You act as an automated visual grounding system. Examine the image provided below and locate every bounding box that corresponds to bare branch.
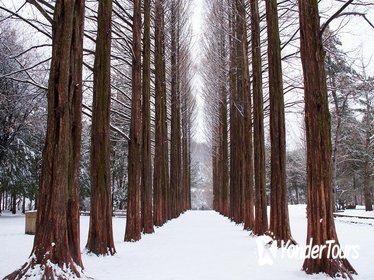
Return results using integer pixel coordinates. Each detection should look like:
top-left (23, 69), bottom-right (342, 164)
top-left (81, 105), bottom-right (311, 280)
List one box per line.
top-left (321, 0), bottom-right (354, 35)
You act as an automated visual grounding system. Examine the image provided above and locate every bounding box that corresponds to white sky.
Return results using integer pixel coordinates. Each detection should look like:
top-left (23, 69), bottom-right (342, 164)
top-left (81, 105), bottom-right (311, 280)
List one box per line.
top-left (190, 0), bottom-right (207, 143)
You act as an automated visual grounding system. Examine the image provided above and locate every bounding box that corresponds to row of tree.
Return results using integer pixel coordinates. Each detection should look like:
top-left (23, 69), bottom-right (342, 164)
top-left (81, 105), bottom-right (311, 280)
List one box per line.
top-left (1, 0), bottom-right (196, 279)
top-left (203, 0), bottom-right (372, 279)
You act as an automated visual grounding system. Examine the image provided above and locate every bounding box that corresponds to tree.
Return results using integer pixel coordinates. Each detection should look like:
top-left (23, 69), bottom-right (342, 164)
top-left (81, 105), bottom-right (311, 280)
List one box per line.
top-left (141, 0), bottom-right (154, 234)
top-left (265, 0), bottom-right (295, 245)
top-left (237, 0), bottom-right (254, 231)
top-left (86, 0), bottom-right (116, 255)
top-left (170, 0), bottom-right (182, 219)
top-left (324, 29), bottom-right (357, 209)
top-left (153, 0), bottom-right (169, 227)
top-left (298, 0), bottom-right (356, 277)
top-left (5, 0), bottom-right (85, 278)
top-left (251, 0), bottom-right (268, 236)
top-left (357, 75), bottom-right (374, 211)
top-left (228, 1), bottom-right (242, 224)
top-left (125, 0), bottom-right (142, 242)
top-left (0, 23), bottom-right (45, 216)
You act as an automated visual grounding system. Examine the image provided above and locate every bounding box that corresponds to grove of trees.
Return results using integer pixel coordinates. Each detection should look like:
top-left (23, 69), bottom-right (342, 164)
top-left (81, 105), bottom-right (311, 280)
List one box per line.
top-left (1, 0), bottom-right (195, 278)
top-left (0, 0), bottom-right (372, 279)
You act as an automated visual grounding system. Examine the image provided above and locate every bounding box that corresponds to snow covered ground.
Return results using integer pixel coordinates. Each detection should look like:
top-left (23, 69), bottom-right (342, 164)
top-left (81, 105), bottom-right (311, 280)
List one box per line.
top-left (0, 205), bottom-right (373, 280)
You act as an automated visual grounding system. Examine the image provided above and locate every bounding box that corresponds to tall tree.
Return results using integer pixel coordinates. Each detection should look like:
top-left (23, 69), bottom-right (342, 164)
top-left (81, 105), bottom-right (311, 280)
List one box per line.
top-left (229, 1), bottom-right (242, 224)
top-left (86, 0), bottom-right (116, 255)
top-left (4, 0), bottom-right (85, 278)
top-left (299, 0), bottom-right (357, 277)
top-left (153, 0), bottom-right (168, 226)
top-left (265, 0), bottom-right (295, 245)
top-left (251, 0), bottom-right (268, 236)
top-left (360, 85), bottom-right (373, 211)
top-left (237, 0), bottom-right (254, 231)
top-left (170, 0), bottom-right (182, 219)
top-left (125, 0), bottom-right (142, 241)
top-left (141, 0), bottom-right (154, 234)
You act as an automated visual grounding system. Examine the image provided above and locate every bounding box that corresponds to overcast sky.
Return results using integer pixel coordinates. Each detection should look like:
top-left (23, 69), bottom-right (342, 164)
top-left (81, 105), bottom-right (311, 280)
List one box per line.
top-left (190, 0), bottom-right (374, 147)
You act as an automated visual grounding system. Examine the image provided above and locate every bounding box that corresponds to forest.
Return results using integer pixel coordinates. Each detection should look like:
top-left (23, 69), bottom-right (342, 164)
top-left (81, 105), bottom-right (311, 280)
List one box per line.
top-left (0, 0), bottom-right (373, 279)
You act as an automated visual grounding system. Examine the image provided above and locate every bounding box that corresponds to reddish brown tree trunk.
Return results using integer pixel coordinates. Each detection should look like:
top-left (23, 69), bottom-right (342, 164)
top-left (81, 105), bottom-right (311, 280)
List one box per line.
top-left (153, 0), bottom-right (168, 226)
top-left (181, 87), bottom-right (192, 212)
top-left (67, 0), bottom-right (85, 265)
top-left (161, 5), bottom-right (170, 223)
top-left (229, 2), bottom-right (242, 223)
top-left (170, 0), bottom-right (181, 219)
top-left (86, 0), bottom-right (116, 254)
top-left (251, 0), bottom-right (268, 236)
top-left (219, 83), bottom-right (229, 217)
top-left (141, 0), bottom-right (154, 234)
top-left (299, 0), bottom-right (356, 277)
top-left (125, 0), bottom-right (142, 242)
top-left (5, 1), bottom-right (85, 278)
top-left (237, 0), bottom-right (254, 231)
top-left (265, 0), bottom-right (295, 245)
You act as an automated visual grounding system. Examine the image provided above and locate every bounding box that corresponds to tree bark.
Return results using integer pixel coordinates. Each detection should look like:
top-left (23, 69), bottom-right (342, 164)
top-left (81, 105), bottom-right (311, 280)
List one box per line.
top-left (153, 0), bottom-right (168, 226)
top-left (125, 0), bottom-right (142, 242)
top-left (11, 190), bottom-right (16, 214)
top-left (299, 0), bottom-right (357, 277)
top-left (141, 0), bottom-right (154, 234)
top-left (170, 0), bottom-right (182, 219)
top-left (265, 0), bottom-right (295, 245)
top-left (5, 1), bottom-right (85, 278)
top-left (251, 0), bottom-right (268, 236)
top-left (86, 0), bottom-right (116, 254)
top-left (363, 92), bottom-right (373, 212)
top-left (67, 0), bottom-right (85, 267)
top-left (237, 0), bottom-right (254, 231)
top-left (229, 2), bottom-right (242, 223)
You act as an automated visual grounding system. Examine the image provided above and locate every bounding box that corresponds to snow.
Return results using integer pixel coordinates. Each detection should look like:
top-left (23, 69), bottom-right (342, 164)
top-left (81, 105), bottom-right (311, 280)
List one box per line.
top-left (0, 205), bottom-right (373, 280)
top-left (339, 207), bottom-right (374, 218)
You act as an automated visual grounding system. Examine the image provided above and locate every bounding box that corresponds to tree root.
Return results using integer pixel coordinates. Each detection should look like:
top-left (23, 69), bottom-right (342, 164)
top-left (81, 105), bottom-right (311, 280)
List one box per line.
top-left (3, 255), bottom-right (84, 280)
top-left (303, 256), bottom-right (357, 280)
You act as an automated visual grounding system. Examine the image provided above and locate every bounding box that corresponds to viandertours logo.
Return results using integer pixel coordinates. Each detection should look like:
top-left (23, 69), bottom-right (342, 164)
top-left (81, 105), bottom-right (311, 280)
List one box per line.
top-left (256, 235), bottom-right (360, 266)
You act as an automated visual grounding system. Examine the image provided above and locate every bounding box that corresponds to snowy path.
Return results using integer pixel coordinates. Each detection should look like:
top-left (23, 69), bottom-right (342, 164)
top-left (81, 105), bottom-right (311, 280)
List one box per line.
top-left (1, 207), bottom-right (373, 280)
top-left (84, 211), bottom-right (263, 280)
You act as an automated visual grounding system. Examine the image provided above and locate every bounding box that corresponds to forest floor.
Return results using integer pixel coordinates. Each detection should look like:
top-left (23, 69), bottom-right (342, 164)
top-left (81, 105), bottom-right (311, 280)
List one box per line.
top-left (0, 205), bottom-right (373, 280)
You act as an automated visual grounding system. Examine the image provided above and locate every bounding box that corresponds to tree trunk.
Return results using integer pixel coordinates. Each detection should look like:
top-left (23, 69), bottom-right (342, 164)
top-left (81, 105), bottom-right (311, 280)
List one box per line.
top-left (218, 6), bottom-right (229, 215)
top-left (125, 0), bottom-right (142, 242)
top-left (161, 5), bottom-right (170, 223)
top-left (5, 1), bottom-right (85, 278)
top-left (181, 86), bottom-right (192, 212)
top-left (67, 0), bottom-right (85, 266)
top-left (87, 0), bottom-right (116, 254)
top-left (265, 0), bottom-right (295, 245)
top-left (153, 0), bottom-right (168, 227)
top-left (298, 0), bottom-right (356, 277)
top-left (363, 92), bottom-right (373, 211)
top-left (170, 0), bottom-right (181, 219)
top-left (11, 190), bottom-right (16, 214)
top-left (22, 195), bottom-right (25, 214)
top-left (141, 0), bottom-right (154, 234)
top-left (363, 160), bottom-right (372, 211)
top-left (5, 191), bottom-right (8, 211)
top-left (237, 0), bottom-right (254, 231)
top-left (229, 2), bottom-right (241, 223)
